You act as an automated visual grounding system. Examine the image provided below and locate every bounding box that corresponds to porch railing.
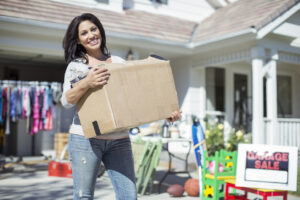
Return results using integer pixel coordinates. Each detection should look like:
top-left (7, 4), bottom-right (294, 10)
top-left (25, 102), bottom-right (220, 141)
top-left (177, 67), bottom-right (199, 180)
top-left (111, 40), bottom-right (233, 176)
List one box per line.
top-left (264, 118), bottom-right (300, 148)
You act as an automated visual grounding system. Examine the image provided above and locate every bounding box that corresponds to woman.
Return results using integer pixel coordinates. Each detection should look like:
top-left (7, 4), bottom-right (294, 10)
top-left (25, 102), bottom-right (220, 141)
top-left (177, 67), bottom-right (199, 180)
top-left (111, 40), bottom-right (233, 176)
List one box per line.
top-left (61, 13), bottom-right (181, 200)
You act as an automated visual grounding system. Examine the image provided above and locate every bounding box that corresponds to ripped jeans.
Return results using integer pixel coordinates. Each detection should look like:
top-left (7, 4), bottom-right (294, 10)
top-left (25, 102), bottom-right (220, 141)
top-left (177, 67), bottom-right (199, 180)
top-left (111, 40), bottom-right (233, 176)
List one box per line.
top-left (68, 133), bottom-right (137, 200)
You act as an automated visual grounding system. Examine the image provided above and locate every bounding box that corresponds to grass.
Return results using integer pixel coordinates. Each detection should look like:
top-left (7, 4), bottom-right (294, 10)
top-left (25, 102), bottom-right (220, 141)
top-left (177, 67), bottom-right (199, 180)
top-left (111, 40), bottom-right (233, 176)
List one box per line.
top-left (289, 167), bottom-right (300, 196)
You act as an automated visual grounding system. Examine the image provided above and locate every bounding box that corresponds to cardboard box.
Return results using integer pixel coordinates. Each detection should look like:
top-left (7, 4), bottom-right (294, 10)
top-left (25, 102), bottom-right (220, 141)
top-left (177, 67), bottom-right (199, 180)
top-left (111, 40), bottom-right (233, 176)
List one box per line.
top-left (76, 56), bottom-right (179, 138)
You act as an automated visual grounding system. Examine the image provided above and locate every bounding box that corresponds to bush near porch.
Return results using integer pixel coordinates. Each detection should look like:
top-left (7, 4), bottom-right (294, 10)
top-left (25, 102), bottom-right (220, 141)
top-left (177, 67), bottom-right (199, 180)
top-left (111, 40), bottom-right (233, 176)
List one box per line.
top-left (204, 117), bottom-right (250, 156)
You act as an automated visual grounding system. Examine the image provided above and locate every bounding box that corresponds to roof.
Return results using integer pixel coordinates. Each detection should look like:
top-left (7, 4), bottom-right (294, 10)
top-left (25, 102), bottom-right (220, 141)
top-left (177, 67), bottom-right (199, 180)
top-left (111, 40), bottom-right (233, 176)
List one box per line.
top-left (0, 0), bottom-right (299, 45)
top-left (0, 0), bottom-right (197, 43)
top-left (193, 0), bottom-right (300, 42)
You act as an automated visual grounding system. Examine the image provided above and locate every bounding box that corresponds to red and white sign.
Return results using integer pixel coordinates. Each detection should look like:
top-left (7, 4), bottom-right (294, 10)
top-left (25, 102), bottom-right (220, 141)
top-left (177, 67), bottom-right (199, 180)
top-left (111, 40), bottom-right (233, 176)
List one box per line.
top-left (236, 144), bottom-right (298, 191)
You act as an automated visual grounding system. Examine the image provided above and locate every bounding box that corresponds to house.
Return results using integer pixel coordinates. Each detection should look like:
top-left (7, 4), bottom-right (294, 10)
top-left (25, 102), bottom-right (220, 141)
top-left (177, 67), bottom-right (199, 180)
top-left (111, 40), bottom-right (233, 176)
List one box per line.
top-left (0, 0), bottom-right (299, 156)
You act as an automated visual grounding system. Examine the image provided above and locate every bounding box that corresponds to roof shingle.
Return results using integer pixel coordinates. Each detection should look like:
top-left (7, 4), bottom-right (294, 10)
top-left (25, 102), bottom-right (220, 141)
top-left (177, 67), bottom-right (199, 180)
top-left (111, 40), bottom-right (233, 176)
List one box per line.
top-left (0, 0), bottom-right (197, 43)
top-left (0, 0), bottom-right (299, 44)
top-left (193, 0), bottom-right (300, 42)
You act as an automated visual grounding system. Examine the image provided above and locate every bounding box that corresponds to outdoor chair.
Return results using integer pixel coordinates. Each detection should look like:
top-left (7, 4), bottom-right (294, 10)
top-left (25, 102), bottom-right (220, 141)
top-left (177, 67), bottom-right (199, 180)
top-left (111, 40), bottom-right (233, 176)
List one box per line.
top-left (131, 137), bottom-right (163, 195)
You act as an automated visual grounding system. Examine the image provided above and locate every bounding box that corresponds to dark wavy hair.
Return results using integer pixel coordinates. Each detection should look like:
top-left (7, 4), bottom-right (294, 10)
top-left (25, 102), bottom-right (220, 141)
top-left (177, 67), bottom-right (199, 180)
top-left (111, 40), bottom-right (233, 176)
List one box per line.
top-left (63, 13), bottom-right (110, 64)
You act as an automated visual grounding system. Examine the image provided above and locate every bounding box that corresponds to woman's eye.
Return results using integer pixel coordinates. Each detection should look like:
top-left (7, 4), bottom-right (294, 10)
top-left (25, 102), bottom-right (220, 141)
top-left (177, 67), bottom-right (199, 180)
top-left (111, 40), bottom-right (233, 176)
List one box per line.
top-left (81, 32), bottom-right (87, 36)
top-left (91, 27), bottom-right (97, 32)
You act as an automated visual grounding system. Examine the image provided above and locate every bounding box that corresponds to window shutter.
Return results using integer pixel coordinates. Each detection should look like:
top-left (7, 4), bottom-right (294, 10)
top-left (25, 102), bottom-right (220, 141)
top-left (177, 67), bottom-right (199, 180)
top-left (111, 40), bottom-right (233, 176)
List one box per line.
top-left (96, 0), bottom-right (109, 4)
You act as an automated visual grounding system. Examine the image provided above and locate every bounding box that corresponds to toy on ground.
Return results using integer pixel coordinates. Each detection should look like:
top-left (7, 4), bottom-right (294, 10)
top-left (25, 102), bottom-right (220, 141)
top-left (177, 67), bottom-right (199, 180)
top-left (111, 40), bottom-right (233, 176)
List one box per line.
top-left (167, 184), bottom-right (185, 197)
top-left (184, 178), bottom-right (199, 197)
top-left (208, 161), bottom-right (224, 174)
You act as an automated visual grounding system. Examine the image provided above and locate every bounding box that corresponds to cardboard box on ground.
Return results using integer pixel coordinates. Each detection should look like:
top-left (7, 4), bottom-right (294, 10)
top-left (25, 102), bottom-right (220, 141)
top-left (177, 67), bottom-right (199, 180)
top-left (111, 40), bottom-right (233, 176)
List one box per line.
top-left (73, 56), bottom-right (179, 138)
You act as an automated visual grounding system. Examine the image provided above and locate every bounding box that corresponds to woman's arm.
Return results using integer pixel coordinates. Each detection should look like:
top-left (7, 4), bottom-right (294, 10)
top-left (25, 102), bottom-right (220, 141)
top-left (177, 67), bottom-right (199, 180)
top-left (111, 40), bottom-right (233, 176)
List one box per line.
top-left (65, 67), bottom-right (110, 105)
top-left (61, 62), bottom-right (110, 108)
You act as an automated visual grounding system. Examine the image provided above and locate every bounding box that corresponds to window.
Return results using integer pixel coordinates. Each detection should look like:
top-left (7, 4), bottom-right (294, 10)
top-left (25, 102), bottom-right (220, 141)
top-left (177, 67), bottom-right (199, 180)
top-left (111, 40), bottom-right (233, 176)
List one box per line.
top-left (150, 0), bottom-right (168, 5)
top-left (206, 67), bottom-right (225, 112)
top-left (277, 75), bottom-right (292, 116)
top-left (263, 75), bottom-right (292, 117)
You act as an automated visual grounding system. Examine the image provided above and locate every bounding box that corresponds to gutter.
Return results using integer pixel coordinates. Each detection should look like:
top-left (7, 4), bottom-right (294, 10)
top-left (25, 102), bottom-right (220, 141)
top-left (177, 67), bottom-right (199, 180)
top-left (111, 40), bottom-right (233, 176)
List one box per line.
top-left (190, 28), bottom-right (257, 49)
top-left (0, 15), bottom-right (67, 30)
top-left (0, 15), bottom-right (257, 51)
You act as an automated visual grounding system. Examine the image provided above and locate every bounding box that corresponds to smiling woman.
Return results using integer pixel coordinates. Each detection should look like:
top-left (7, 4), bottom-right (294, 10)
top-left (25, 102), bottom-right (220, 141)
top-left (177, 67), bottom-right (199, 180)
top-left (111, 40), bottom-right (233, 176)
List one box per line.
top-left (61, 13), bottom-right (137, 200)
top-left (61, 13), bottom-right (181, 200)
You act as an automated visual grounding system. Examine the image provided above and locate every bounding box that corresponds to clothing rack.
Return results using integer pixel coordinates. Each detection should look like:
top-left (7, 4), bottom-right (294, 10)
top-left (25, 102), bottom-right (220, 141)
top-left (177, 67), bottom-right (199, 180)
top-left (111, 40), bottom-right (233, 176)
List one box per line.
top-left (0, 80), bottom-right (63, 155)
top-left (0, 80), bottom-right (61, 87)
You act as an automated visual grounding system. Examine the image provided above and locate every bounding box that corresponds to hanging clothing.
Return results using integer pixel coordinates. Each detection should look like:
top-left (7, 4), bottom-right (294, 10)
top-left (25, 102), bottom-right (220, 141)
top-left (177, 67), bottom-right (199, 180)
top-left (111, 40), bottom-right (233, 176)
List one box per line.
top-left (5, 87), bottom-right (10, 135)
top-left (31, 88), bottom-right (40, 135)
top-left (0, 81), bottom-right (61, 135)
top-left (15, 87), bottom-right (22, 121)
top-left (0, 87), bottom-right (3, 124)
top-left (10, 87), bottom-right (17, 122)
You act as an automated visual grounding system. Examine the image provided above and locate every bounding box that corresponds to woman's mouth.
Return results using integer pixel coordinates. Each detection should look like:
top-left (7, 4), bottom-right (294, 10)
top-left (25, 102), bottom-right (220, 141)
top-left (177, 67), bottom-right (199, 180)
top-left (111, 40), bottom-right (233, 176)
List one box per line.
top-left (89, 39), bottom-right (99, 46)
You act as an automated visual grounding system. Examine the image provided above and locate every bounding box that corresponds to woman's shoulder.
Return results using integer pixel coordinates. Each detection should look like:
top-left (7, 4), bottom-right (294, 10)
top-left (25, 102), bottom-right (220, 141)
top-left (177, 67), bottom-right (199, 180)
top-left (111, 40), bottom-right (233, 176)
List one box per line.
top-left (111, 55), bottom-right (125, 63)
top-left (67, 59), bottom-right (87, 69)
top-left (68, 58), bottom-right (86, 65)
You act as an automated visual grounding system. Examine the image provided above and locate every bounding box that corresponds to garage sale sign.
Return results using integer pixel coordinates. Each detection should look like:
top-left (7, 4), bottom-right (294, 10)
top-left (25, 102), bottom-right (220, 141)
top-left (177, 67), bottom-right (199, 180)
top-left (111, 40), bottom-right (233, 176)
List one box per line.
top-left (236, 144), bottom-right (298, 191)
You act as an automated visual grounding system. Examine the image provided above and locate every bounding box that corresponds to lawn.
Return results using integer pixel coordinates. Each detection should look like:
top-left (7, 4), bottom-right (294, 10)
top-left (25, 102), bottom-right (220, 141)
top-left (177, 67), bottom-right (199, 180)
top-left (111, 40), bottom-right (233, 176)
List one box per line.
top-left (289, 167), bottom-right (300, 196)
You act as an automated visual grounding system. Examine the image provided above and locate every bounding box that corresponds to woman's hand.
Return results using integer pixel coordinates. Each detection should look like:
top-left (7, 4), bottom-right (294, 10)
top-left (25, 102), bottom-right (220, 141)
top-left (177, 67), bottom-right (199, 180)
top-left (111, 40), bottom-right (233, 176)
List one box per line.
top-left (86, 66), bottom-right (110, 88)
top-left (167, 110), bottom-right (182, 123)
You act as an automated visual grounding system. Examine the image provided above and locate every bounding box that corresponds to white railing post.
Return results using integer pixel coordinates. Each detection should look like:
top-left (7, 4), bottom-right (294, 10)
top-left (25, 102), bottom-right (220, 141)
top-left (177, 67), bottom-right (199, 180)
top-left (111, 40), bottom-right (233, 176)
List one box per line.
top-left (275, 118), bottom-right (300, 148)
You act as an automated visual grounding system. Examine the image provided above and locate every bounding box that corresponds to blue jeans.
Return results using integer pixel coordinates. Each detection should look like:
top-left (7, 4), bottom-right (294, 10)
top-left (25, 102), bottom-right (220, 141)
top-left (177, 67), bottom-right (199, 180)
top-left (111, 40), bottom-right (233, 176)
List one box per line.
top-left (68, 134), bottom-right (137, 200)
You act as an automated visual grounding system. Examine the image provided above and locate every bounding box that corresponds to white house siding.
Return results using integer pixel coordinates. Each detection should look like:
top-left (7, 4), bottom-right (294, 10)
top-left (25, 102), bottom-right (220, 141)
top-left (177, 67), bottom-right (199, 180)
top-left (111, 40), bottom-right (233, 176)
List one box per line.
top-left (171, 56), bottom-right (192, 109)
top-left (171, 56), bottom-right (205, 117)
top-left (133, 0), bottom-right (215, 22)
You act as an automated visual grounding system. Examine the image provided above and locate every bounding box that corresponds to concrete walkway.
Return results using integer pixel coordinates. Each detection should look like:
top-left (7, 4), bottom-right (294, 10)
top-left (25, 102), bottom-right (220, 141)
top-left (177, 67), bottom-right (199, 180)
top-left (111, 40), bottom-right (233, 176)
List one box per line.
top-left (0, 155), bottom-right (299, 200)
top-left (0, 162), bottom-right (198, 200)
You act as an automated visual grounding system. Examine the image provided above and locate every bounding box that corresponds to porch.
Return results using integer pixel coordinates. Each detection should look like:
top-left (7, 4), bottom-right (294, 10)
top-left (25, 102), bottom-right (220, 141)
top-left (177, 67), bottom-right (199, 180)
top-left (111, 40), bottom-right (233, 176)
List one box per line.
top-left (180, 45), bottom-right (300, 147)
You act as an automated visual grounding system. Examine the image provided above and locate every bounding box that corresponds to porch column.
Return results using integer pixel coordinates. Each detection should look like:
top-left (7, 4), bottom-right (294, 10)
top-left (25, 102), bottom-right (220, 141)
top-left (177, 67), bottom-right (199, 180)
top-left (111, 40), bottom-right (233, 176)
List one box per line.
top-left (251, 47), bottom-right (265, 144)
top-left (266, 50), bottom-right (278, 145)
top-left (198, 67), bottom-right (206, 128)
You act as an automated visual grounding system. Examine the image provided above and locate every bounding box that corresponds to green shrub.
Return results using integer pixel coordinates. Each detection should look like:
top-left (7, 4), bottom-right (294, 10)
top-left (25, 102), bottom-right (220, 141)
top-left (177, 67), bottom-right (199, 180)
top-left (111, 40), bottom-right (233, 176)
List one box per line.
top-left (205, 120), bottom-right (225, 156)
top-left (204, 117), bottom-right (250, 156)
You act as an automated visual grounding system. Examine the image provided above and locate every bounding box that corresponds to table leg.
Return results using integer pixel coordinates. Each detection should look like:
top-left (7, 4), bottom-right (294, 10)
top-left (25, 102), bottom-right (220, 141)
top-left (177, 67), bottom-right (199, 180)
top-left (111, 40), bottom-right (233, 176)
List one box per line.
top-left (158, 149), bottom-right (172, 193)
top-left (158, 141), bottom-right (192, 193)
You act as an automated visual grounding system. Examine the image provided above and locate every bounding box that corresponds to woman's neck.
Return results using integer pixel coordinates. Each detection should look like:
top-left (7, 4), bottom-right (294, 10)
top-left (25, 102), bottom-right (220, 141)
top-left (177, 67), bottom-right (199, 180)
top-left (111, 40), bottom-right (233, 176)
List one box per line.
top-left (87, 50), bottom-right (105, 61)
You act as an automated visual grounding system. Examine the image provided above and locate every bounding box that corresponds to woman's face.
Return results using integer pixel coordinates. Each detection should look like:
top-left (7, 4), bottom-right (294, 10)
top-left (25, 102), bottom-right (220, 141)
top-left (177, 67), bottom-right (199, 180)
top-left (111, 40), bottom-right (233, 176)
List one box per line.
top-left (78, 20), bottom-right (101, 54)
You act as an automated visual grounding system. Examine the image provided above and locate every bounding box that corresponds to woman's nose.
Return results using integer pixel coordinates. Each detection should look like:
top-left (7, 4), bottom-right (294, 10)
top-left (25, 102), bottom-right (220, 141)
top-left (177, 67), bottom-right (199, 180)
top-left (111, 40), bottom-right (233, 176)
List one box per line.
top-left (87, 31), bottom-right (94, 39)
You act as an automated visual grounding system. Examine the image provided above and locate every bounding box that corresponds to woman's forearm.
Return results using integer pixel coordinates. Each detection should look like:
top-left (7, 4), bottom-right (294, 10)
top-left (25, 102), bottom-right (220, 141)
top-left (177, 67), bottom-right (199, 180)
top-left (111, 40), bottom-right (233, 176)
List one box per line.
top-left (65, 78), bottom-right (90, 105)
